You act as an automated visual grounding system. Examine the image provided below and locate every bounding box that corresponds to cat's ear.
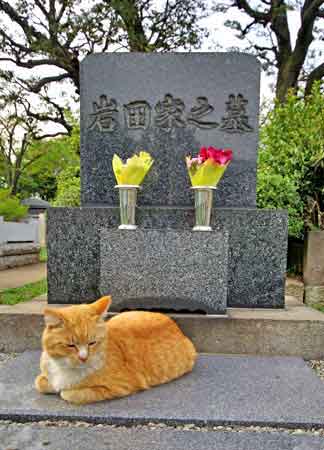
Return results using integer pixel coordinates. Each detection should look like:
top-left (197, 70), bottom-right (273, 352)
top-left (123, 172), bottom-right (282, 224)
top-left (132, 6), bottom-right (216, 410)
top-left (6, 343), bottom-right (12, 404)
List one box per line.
top-left (44, 308), bottom-right (64, 328)
top-left (91, 296), bottom-right (112, 319)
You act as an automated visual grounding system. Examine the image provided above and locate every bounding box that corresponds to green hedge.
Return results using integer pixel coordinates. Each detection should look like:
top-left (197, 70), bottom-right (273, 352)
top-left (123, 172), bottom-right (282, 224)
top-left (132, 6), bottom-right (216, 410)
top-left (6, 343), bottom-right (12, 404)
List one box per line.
top-left (257, 83), bottom-right (324, 238)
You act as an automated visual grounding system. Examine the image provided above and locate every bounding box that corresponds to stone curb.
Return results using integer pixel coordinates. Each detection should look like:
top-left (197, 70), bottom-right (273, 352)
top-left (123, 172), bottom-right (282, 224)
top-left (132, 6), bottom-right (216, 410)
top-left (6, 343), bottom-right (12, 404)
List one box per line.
top-left (1, 296), bottom-right (324, 358)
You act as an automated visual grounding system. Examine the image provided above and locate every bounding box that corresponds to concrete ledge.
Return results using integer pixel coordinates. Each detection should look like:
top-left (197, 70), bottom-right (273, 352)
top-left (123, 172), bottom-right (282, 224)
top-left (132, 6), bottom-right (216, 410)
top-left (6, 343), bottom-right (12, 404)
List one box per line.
top-left (1, 295), bottom-right (324, 359)
top-left (0, 253), bottom-right (40, 271)
top-left (0, 243), bottom-right (40, 257)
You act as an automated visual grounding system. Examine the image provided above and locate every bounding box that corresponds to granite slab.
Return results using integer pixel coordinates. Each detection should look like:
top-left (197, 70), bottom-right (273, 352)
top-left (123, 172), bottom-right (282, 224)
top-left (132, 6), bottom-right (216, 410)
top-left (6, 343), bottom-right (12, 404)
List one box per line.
top-left (1, 425), bottom-right (324, 450)
top-left (47, 207), bottom-right (287, 308)
top-left (100, 229), bottom-right (228, 314)
top-left (80, 53), bottom-right (260, 207)
top-left (1, 353), bottom-right (324, 428)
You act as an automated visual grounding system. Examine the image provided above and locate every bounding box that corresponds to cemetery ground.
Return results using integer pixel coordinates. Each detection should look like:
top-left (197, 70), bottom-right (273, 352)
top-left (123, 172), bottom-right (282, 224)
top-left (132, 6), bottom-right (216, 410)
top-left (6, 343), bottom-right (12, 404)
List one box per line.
top-left (1, 50), bottom-right (323, 448)
top-left (1, 270), bottom-right (324, 449)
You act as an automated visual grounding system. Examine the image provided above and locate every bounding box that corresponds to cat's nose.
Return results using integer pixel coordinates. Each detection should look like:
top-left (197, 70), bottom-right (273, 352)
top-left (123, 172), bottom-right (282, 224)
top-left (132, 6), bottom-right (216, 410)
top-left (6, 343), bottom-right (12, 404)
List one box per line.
top-left (78, 346), bottom-right (88, 363)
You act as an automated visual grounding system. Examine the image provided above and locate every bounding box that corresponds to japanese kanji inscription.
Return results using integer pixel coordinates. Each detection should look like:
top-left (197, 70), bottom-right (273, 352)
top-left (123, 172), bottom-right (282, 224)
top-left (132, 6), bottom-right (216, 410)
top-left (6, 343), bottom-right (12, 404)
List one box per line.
top-left (88, 93), bottom-right (253, 133)
top-left (155, 94), bottom-right (186, 131)
top-left (220, 94), bottom-right (253, 133)
top-left (187, 96), bottom-right (219, 129)
top-left (89, 95), bottom-right (119, 132)
top-left (124, 101), bottom-right (151, 130)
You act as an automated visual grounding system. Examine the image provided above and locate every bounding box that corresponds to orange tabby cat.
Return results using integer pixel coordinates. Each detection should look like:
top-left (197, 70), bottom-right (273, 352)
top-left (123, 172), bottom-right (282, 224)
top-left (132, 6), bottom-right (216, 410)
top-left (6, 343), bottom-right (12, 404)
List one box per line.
top-left (35, 296), bottom-right (197, 404)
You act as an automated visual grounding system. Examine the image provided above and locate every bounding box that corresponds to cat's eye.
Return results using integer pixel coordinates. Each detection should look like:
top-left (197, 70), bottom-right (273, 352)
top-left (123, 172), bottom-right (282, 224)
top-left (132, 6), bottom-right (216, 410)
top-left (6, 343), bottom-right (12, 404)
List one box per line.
top-left (89, 341), bottom-right (96, 346)
top-left (67, 344), bottom-right (76, 348)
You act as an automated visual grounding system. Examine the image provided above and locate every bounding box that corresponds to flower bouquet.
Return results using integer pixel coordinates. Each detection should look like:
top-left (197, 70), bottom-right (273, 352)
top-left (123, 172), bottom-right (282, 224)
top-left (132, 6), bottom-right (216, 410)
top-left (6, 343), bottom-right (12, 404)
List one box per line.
top-left (186, 147), bottom-right (232, 231)
top-left (112, 151), bottom-right (154, 230)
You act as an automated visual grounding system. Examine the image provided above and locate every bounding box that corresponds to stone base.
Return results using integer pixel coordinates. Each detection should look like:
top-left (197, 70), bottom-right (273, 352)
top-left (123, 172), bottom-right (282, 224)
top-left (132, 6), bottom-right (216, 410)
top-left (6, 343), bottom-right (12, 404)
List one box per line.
top-left (47, 206), bottom-right (287, 308)
top-left (1, 352), bottom-right (324, 428)
top-left (304, 285), bottom-right (324, 305)
top-left (100, 229), bottom-right (228, 314)
top-left (2, 295), bottom-right (324, 358)
top-left (0, 244), bottom-right (40, 270)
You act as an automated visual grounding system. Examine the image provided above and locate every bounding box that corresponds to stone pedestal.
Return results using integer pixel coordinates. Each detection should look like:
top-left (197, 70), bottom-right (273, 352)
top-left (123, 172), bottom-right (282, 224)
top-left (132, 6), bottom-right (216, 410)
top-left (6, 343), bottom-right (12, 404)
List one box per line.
top-left (47, 207), bottom-right (287, 309)
top-left (100, 229), bottom-right (228, 314)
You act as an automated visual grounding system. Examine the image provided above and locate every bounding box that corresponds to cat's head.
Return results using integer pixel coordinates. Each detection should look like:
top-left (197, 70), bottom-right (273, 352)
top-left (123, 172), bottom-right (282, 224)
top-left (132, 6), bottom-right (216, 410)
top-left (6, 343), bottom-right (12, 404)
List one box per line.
top-left (42, 296), bottom-right (111, 366)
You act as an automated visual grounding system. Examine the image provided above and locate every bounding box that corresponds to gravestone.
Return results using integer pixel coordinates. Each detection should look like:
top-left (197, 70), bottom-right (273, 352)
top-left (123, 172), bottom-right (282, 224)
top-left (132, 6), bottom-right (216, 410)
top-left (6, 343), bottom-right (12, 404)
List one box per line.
top-left (47, 52), bottom-right (288, 312)
top-left (81, 53), bottom-right (259, 208)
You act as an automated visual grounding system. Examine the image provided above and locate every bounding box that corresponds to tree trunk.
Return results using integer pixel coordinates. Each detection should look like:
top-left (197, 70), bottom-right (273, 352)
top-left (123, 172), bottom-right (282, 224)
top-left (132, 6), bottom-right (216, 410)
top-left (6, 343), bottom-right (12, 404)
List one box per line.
top-left (305, 62), bottom-right (324, 97)
top-left (112, 0), bottom-right (149, 52)
top-left (10, 170), bottom-right (20, 196)
top-left (275, 60), bottom-right (300, 102)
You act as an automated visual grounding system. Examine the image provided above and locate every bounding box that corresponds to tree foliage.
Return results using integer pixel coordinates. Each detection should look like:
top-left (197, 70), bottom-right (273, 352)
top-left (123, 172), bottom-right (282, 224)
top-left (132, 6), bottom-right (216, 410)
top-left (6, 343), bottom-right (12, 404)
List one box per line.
top-left (0, 88), bottom-right (79, 199)
top-left (257, 83), bottom-right (324, 237)
top-left (17, 119), bottom-right (80, 200)
top-left (0, 88), bottom-right (45, 195)
top-left (0, 189), bottom-right (28, 221)
top-left (218, 0), bottom-right (324, 102)
top-left (53, 165), bottom-right (80, 206)
top-left (0, 0), bottom-right (208, 95)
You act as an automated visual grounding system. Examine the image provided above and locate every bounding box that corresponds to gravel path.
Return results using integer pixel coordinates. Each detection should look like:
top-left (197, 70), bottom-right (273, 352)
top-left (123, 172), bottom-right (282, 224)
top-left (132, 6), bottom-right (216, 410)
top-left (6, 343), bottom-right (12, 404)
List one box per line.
top-left (1, 419), bottom-right (324, 437)
top-left (308, 360), bottom-right (324, 380)
top-left (285, 277), bottom-right (304, 302)
top-left (0, 352), bottom-right (17, 365)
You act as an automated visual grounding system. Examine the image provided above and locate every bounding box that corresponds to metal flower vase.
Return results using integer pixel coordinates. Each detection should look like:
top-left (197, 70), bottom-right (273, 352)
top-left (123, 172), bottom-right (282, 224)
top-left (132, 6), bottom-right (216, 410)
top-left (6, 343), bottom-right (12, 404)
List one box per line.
top-left (191, 186), bottom-right (216, 231)
top-left (115, 185), bottom-right (141, 230)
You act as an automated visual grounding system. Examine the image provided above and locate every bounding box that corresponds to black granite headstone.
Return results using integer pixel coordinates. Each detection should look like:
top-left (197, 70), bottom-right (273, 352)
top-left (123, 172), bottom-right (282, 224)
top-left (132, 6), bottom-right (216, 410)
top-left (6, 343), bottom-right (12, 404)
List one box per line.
top-left (80, 53), bottom-right (260, 207)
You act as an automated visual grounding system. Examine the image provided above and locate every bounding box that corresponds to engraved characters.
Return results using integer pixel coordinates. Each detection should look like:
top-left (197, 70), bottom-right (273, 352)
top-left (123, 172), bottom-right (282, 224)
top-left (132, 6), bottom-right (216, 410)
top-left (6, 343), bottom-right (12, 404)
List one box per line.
top-left (124, 101), bottom-right (151, 130)
top-left (88, 93), bottom-right (253, 133)
top-left (187, 96), bottom-right (219, 129)
top-left (220, 94), bottom-right (253, 133)
top-left (155, 94), bottom-right (186, 131)
top-left (89, 95), bottom-right (119, 132)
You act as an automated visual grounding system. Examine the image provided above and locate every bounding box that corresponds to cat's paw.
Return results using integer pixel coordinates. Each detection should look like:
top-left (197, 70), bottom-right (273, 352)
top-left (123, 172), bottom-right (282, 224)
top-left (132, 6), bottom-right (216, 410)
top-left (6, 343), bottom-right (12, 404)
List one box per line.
top-left (35, 375), bottom-right (56, 394)
top-left (60, 389), bottom-right (84, 404)
top-left (61, 387), bottom-right (110, 404)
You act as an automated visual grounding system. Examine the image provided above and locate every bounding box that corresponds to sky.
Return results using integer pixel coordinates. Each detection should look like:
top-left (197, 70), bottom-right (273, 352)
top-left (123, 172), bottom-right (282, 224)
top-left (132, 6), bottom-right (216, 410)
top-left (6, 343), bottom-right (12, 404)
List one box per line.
top-left (199, 5), bottom-right (309, 100)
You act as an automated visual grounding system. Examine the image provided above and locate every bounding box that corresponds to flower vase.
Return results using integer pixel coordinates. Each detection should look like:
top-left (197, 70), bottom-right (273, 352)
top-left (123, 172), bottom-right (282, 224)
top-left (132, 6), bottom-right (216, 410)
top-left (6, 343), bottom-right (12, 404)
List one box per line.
top-left (191, 186), bottom-right (216, 231)
top-left (115, 185), bottom-right (141, 230)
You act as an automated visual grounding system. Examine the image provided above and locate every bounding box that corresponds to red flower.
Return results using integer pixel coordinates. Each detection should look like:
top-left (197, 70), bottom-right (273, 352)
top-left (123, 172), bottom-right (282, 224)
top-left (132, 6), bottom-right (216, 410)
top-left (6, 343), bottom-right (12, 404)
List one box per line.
top-left (199, 146), bottom-right (232, 166)
top-left (213, 148), bottom-right (233, 165)
top-left (199, 147), bottom-right (209, 162)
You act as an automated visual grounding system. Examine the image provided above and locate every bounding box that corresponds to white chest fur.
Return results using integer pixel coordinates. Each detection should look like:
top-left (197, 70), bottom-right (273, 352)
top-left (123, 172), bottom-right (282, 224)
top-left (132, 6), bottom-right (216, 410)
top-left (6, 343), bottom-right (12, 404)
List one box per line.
top-left (45, 352), bottom-right (104, 392)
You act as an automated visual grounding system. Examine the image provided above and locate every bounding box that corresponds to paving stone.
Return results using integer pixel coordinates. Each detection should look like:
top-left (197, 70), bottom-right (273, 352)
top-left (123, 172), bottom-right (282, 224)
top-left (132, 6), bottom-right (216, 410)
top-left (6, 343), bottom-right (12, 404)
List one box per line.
top-left (1, 353), bottom-right (324, 428)
top-left (1, 424), bottom-right (324, 450)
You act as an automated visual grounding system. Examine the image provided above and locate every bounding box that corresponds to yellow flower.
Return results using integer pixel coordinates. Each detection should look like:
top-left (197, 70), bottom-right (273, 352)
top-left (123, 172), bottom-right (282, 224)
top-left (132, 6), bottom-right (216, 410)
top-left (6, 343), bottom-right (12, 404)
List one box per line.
top-left (112, 151), bottom-right (154, 185)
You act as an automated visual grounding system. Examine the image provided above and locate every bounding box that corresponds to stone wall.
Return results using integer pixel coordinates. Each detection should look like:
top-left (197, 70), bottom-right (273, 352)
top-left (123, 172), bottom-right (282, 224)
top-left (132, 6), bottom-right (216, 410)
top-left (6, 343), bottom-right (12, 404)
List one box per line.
top-left (0, 243), bottom-right (40, 270)
top-left (0, 216), bottom-right (39, 245)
